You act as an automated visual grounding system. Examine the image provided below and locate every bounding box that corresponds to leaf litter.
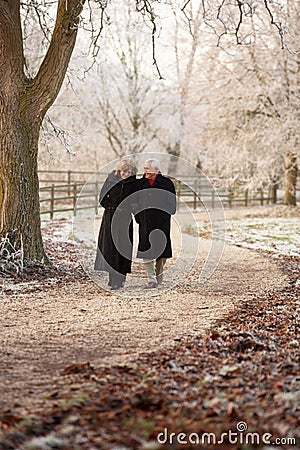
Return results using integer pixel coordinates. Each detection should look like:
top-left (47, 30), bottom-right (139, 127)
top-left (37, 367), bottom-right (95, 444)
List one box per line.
top-left (0, 205), bottom-right (299, 449)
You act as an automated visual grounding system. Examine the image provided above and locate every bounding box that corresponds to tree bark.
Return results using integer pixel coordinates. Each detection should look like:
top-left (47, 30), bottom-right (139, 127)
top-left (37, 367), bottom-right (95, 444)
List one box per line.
top-left (0, 1), bottom-right (43, 263)
top-left (0, 1), bottom-right (85, 266)
top-left (284, 151), bottom-right (298, 206)
top-left (0, 99), bottom-right (44, 263)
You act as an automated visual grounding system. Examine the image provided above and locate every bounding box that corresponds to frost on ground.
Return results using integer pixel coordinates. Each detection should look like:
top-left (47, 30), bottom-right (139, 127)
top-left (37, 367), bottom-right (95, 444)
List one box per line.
top-left (225, 217), bottom-right (299, 257)
top-left (192, 205), bottom-right (300, 258)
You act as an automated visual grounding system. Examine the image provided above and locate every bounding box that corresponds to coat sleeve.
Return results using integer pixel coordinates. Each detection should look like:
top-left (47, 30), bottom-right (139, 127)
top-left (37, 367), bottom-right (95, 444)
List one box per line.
top-left (165, 178), bottom-right (177, 215)
top-left (99, 176), bottom-right (112, 208)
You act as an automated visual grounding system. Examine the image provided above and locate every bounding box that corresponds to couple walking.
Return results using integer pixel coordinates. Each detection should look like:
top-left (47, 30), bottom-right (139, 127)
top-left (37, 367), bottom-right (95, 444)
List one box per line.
top-left (94, 158), bottom-right (176, 290)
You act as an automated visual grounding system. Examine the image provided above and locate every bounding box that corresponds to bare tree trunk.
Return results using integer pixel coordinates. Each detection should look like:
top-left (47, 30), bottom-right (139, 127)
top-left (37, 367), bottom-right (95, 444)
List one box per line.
top-left (0, 1), bottom-right (45, 263)
top-left (0, 98), bottom-right (46, 262)
top-left (284, 151), bottom-right (298, 206)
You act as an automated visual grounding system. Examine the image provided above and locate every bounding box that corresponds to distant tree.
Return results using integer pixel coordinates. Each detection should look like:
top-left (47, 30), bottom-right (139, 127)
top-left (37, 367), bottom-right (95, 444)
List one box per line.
top-left (90, 3), bottom-right (167, 157)
top-left (196, 1), bottom-right (299, 204)
top-left (151, 0), bottom-right (205, 174)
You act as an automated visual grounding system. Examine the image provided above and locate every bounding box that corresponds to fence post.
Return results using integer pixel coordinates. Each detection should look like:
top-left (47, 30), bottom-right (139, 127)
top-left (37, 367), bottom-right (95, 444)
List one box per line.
top-left (68, 170), bottom-right (71, 196)
top-left (50, 184), bottom-right (54, 220)
top-left (260, 189), bottom-right (264, 205)
top-left (176, 180), bottom-right (181, 210)
top-left (245, 189), bottom-right (248, 206)
top-left (197, 181), bottom-right (201, 208)
top-left (73, 182), bottom-right (77, 216)
top-left (211, 189), bottom-right (215, 208)
top-left (95, 181), bottom-right (99, 214)
top-left (272, 183), bottom-right (278, 204)
top-left (228, 189), bottom-right (233, 208)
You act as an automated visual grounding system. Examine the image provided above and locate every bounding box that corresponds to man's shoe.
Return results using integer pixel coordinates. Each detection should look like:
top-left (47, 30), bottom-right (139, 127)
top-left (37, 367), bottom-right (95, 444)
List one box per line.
top-left (157, 274), bottom-right (163, 285)
top-left (145, 282), bottom-right (158, 289)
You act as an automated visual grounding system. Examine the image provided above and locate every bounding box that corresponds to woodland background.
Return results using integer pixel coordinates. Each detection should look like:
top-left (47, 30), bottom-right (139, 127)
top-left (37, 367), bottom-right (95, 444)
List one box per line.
top-left (36, 0), bottom-right (299, 198)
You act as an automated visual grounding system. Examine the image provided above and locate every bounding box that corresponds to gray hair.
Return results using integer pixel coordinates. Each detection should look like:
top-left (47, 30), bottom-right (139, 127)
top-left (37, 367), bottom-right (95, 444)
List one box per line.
top-left (145, 158), bottom-right (161, 171)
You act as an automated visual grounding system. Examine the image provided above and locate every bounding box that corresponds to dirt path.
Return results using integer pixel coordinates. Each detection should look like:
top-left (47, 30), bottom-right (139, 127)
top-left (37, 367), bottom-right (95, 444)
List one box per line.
top-left (0, 220), bottom-right (288, 416)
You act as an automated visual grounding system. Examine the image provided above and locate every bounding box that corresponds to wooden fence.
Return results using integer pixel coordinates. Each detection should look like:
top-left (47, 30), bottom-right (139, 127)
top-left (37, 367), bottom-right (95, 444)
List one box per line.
top-left (39, 182), bottom-right (99, 219)
top-left (38, 170), bottom-right (289, 219)
top-left (39, 170), bottom-right (103, 219)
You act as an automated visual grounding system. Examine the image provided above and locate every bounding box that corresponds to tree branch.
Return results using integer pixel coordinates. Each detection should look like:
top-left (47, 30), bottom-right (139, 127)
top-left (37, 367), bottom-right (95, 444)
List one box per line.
top-left (136, 0), bottom-right (164, 79)
top-left (263, 0), bottom-right (285, 49)
top-left (24, 0), bottom-right (86, 121)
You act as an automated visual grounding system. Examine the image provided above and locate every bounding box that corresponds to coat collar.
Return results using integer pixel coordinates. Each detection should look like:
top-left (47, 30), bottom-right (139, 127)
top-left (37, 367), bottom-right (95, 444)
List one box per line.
top-left (142, 172), bottom-right (163, 185)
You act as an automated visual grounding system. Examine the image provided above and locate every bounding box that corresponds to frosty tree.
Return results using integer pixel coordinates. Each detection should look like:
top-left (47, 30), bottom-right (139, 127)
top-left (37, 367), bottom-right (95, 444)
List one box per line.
top-left (89, 3), bottom-right (168, 157)
top-left (192, 0), bottom-right (299, 205)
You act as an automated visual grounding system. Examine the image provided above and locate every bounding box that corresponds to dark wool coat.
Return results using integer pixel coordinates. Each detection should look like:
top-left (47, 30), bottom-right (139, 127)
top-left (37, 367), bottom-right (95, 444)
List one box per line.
top-left (94, 171), bottom-right (137, 275)
top-left (136, 173), bottom-right (176, 260)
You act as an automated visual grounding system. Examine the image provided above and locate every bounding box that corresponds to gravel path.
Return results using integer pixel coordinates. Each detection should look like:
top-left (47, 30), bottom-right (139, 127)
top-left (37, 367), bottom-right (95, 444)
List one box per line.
top-left (0, 210), bottom-right (289, 416)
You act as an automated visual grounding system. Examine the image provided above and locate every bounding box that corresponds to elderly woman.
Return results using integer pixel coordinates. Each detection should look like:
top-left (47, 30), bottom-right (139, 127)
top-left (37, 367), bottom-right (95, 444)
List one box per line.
top-left (94, 158), bottom-right (137, 290)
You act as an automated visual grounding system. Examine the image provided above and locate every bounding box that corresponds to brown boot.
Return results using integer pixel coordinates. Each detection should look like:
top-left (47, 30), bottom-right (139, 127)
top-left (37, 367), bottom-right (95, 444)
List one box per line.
top-left (157, 274), bottom-right (163, 285)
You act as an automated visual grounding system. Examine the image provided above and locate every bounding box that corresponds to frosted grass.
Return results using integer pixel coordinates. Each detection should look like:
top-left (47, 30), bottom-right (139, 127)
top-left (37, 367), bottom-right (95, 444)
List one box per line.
top-left (195, 217), bottom-right (300, 258)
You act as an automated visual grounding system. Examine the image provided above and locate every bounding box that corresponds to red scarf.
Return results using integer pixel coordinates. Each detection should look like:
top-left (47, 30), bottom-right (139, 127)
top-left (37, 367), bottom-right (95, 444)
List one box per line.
top-left (148, 175), bottom-right (157, 186)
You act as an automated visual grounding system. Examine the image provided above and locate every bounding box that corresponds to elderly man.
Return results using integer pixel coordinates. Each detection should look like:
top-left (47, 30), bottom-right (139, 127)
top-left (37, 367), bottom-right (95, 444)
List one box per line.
top-left (135, 158), bottom-right (176, 289)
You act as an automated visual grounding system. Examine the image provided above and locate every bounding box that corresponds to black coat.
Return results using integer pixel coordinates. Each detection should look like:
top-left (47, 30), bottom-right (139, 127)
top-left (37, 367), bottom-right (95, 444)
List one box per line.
top-left (136, 173), bottom-right (176, 260)
top-left (94, 171), bottom-right (137, 275)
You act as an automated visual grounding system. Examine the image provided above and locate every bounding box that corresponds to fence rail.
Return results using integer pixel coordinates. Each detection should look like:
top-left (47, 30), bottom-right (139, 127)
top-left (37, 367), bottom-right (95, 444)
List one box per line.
top-left (38, 170), bottom-right (292, 219)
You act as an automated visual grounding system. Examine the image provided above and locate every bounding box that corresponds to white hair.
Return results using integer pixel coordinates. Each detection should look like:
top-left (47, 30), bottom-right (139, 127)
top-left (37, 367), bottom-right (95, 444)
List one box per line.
top-left (145, 158), bottom-right (161, 171)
